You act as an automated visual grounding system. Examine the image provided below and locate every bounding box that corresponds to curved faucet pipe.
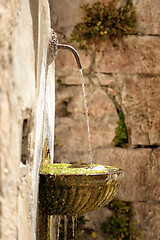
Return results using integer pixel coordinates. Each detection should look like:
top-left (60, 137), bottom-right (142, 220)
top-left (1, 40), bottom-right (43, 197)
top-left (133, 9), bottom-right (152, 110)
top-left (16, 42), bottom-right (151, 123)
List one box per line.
top-left (58, 44), bottom-right (82, 69)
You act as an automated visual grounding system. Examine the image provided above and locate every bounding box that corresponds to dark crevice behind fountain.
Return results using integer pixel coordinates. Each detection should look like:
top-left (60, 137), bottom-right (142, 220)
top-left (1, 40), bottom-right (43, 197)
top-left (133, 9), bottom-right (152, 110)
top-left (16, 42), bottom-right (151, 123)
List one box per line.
top-left (21, 119), bottom-right (30, 165)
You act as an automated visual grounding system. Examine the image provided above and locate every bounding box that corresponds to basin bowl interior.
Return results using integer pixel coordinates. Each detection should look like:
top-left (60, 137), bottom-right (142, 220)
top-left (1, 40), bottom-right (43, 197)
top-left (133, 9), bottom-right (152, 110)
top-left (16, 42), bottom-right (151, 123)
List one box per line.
top-left (39, 163), bottom-right (124, 215)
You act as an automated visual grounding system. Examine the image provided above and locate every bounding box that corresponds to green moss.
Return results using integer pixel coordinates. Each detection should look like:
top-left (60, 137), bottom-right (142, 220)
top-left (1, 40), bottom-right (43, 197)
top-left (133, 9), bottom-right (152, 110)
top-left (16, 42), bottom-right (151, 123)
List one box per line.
top-left (40, 163), bottom-right (119, 175)
top-left (70, 1), bottom-right (136, 47)
top-left (39, 163), bottom-right (123, 215)
top-left (113, 110), bottom-right (128, 148)
top-left (57, 79), bottom-right (62, 84)
top-left (101, 199), bottom-right (143, 240)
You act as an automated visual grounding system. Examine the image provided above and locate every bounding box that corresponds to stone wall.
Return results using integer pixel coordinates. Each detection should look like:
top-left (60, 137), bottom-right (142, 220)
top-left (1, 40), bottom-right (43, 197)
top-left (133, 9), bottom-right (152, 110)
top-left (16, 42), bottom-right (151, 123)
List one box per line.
top-left (50, 0), bottom-right (160, 239)
top-left (0, 0), bottom-right (54, 239)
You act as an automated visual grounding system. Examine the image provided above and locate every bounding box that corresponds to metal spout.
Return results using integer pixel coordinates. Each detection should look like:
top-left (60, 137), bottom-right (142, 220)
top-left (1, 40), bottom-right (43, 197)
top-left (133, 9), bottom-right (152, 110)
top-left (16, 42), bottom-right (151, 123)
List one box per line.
top-left (58, 44), bottom-right (82, 69)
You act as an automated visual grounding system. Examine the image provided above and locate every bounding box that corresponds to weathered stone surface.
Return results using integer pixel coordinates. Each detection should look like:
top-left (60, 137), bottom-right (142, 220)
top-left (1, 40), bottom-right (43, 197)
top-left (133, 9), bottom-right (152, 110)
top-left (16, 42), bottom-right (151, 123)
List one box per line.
top-left (96, 73), bottom-right (114, 86)
top-left (64, 73), bottom-right (89, 85)
top-left (0, 1), bottom-right (34, 239)
top-left (94, 147), bottom-right (160, 202)
top-left (88, 88), bottom-right (117, 117)
top-left (56, 48), bottom-right (91, 71)
top-left (51, 0), bottom-right (160, 39)
top-left (66, 87), bottom-right (84, 113)
top-left (51, 0), bottom-right (111, 40)
top-left (119, 74), bottom-right (160, 146)
top-left (133, 202), bottom-right (160, 240)
top-left (56, 85), bottom-right (78, 100)
top-left (98, 73), bottom-right (160, 146)
top-left (56, 70), bottom-right (89, 85)
top-left (95, 36), bottom-right (160, 74)
top-left (17, 174), bottom-right (33, 240)
top-left (51, 0), bottom-right (135, 40)
top-left (56, 49), bottom-right (80, 70)
top-left (134, 0), bottom-right (160, 35)
top-left (86, 201), bottom-right (160, 240)
top-left (86, 207), bottom-right (113, 240)
top-left (55, 105), bottom-right (118, 163)
top-left (66, 87), bottom-right (118, 117)
top-left (51, 1), bottom-right (160, 239)
top-left (0, 0), bottom-right (53, 239)
top-left (55, 86), bottom-right (118, 160)
top-left (55, 117), bottom-right (90, 163)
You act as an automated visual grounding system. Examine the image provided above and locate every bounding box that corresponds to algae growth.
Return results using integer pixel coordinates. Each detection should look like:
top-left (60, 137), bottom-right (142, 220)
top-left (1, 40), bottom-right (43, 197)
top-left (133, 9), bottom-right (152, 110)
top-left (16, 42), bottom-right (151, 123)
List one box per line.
top-left (40, 163), bottom-right (119, 175)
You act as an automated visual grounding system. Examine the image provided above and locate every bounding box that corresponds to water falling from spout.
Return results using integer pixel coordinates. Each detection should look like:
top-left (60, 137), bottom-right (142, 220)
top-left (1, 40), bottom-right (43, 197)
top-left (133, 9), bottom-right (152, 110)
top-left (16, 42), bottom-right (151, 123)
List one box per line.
top-left (72, 215), bottom-right (78, 239)
top-left (79, 69), bottom-right (93, 166)
top-left (72, 216), bottom-right (75, 239)
top-left (57, 216), bottom-right (61, 240)
top-left (58, 43), bottom-right (93, 166)
top-left (75, 215), bottom-right (78, 239)
top-left (64, 215), bottom-right (68, 240)
top-left (45, 62), bottom-right (55, 164)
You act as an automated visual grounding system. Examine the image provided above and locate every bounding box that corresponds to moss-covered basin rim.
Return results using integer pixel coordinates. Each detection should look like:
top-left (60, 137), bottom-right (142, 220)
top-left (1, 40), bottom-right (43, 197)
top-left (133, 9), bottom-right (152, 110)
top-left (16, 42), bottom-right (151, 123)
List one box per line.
top-left (39, 163), bottom-right (124, 187)
top-left (40, 163), bottom-right (123, 175)
top-left (39, 163), bottom-right (124, 215)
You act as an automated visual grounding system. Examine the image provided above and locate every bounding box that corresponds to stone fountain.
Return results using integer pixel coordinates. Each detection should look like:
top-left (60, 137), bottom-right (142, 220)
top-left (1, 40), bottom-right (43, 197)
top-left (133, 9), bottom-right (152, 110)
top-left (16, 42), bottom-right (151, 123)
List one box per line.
top-left (39, 163), bottom-right (123, 216)
top-left (38, 29), bottom-right (124, 239)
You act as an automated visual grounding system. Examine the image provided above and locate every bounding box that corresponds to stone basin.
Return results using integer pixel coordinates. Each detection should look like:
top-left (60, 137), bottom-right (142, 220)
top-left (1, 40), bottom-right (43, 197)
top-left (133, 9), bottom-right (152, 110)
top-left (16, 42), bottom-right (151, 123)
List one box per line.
top-left (39, 163), bottom-right (124, 215)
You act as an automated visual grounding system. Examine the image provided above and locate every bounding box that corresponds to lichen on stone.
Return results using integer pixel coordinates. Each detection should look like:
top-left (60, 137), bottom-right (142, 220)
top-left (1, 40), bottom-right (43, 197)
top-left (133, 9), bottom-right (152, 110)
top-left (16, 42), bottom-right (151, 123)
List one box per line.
top-left (40, 163), bottom-right (119, 175)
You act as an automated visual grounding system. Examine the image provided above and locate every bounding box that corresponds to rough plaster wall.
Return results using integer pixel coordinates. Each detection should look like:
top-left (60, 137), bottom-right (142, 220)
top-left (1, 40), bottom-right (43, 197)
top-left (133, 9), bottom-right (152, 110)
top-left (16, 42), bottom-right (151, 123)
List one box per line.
top-left (0, 0), bottom-right (54, 239)
top-left (32, 0), bottom-right (56, 238)
top-left (0, 0), bottom-right (36, 239)
top-left (50, 0), bottom-right (160, 239)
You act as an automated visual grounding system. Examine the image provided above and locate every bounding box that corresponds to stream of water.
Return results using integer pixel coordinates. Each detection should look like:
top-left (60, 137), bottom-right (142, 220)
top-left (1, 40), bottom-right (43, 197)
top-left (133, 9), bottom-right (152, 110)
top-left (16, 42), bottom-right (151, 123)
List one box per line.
top-left (50, 70), bottom-right (93, 240)
top-left (32, 52), bottom-right (46, 239)
top-left (57, 216), bottom-right (61, 240)
top-left (33, 53), bottom-right (55, 239)
top-left (45, 63), bottom-right (55, 164)
top-left (36, 60), bottom-right (93, 239)
top-left (72, 216), bottom-right (75, 238)
top-left (49, 69), bottom-right (93, 240)
top-left (64, 216), bottom-right (68, 240)
top-left (79, 69), bottom-right (93, 166)
top-left (55, 215), bottom-right (78, 240)
top-left (73, 215), bottom-right (78, 239)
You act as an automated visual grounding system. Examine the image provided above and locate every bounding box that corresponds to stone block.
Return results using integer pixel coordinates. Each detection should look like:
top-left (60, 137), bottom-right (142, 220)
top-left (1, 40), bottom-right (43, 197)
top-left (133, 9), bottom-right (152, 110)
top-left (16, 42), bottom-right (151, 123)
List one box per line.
top-left (88, 88), bottom-right (118, 117)
top-left (56, 48), bottom-right (91, 71)
top-left (64, 74), bottom-right (89, 85)
top-left (0, 0), bottom-right (53, 239)
top-left (134, 0), bottom-right (160, 35)
top-left (95, 36), bottom-right (160, 74)
top-left (65, 87), bottom-right (118, 147)
top-left (54, 117), bottom-right (90, 163)
top-left (55, 100), bottom-right (118, 163)
top-left (96, 73), bottom-right (114, 86)
top-left (51, 0), bottom-right (84, 31)
top-left (51, 0), bottom-right (111, 38)
top-left (94, 147), bottom-right (160, 202)
top-left (66, 87), bottom-right (84, 113)
top-left (55, 85), bottom-right (78, 101)
top-left (56, 72), bottom-right (89, 85)
top-left (18, 175), bottom-right (32, 240)
top-left (56, 50), bottom-right (79, 70)
top-left (119, 74), bottom-right (160, 146)
top-left (133, 202), bottom-right (160, 240)
top-left (66, 86), bottom-right (118, 116)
